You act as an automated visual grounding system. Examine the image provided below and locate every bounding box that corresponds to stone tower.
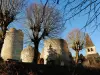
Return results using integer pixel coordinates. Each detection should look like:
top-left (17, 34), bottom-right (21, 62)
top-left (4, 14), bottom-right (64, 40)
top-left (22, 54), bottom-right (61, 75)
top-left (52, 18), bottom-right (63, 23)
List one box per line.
top-left (40, 39), bottom-right (72, 65)
top-left (1, 28), bottom-right (23, 61)
top-left (83, 33), bottom-right (99, 66)
top-left (85, 33), bottom-right (96, 55)
top-left (21, 46), bottom-right (34, 63)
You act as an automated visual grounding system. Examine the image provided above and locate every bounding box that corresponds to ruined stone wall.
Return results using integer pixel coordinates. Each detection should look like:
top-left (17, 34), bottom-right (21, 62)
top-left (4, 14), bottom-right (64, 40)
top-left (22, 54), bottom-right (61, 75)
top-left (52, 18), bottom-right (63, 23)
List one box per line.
top-left (21, 46), bottom-right (34, 63)
top-left (1, 28), bottom-right (23, 61)
top-left (41, 39), bottom-right (72, 65)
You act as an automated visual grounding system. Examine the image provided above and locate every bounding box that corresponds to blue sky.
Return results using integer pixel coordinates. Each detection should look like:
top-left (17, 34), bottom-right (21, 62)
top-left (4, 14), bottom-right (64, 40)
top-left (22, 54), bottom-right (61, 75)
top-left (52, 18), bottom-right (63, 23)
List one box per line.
top-left (9, 0), bottom-right (100, 56)
top-left (61, 14), bottom-right (100, 56)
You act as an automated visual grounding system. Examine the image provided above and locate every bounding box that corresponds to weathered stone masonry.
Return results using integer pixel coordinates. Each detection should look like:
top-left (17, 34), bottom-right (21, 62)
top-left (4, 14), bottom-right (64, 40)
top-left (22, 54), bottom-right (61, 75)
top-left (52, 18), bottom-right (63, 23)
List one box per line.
top-left (1, 28), bottom-right (23, 61)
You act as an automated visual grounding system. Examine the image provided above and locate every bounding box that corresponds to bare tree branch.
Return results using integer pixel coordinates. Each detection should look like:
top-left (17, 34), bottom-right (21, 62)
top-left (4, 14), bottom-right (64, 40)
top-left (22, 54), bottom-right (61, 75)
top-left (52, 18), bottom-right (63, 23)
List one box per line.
top-left (25, 2), bottom-right (64, 63)
top-left (56, 0), bottom-right (100, 33)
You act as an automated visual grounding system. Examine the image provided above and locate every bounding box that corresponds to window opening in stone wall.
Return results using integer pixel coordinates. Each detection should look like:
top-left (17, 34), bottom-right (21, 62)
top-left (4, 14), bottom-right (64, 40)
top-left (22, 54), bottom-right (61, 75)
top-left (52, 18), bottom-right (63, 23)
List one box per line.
top-left (91, 48), bottom-right (93, 51)
top-left (88, 49), bottom-right (90, 52)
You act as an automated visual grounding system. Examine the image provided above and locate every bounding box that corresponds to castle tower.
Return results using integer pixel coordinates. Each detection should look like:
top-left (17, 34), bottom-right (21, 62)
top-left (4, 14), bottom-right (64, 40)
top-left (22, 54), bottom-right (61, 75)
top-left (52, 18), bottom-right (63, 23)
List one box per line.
top-left (40, 39), bottom-right (72, 65)
top-left (21, 46), bottom-right (34, 63)
top-left (1, 28), bottom-right (23, 61)
top-left (85, 33), bottom-right (96, 55)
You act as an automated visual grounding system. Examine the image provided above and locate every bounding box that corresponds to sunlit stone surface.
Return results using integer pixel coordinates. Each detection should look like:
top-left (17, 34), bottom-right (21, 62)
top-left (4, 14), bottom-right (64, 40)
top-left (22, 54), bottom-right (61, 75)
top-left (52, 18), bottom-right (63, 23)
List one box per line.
top-left (21, 46), bottom-right (34, 63)
top-left (1, 28), bottom-right (23, 61)
top-left (40, 39), bottom-right (72, 65)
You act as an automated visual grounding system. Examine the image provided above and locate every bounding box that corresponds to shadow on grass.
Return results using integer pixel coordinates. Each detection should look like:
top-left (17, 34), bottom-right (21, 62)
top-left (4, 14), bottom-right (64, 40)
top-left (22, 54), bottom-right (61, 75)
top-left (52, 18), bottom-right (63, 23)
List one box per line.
top-left (0, 59), bottom-right (100, 75)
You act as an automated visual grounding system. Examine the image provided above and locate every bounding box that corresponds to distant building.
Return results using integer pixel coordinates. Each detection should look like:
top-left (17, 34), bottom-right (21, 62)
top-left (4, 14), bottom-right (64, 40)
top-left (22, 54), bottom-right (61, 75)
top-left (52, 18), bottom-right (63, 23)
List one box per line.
top-left (83, 33), bottom-right (99, 66)
top-left (85, 33), bottom-right (97, 56)
top-left (85, 33), bottom-right (98, 57)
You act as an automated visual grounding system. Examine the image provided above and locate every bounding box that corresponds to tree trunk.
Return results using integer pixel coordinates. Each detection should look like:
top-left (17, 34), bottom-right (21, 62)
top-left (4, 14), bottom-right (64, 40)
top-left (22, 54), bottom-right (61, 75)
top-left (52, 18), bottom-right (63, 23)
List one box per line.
top-left (33, 40), bottom-right (39, 64)
top-left (75, 50), bottom-right (79, 64)
top-left (0, 42), bottom-right (3, 54)
top-left (0, 26), bottom-right (7, 54)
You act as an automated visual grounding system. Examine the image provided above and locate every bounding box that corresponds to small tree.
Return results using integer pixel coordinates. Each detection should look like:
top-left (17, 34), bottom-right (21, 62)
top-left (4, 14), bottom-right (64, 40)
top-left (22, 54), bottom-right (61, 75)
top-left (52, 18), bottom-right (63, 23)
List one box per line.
top-left (46, 44), bottom-right (62, 65)
top-left (46, 44), bottom-right (57, 65)
top-left (67, 28), bottom-right (86, 64)
top-left (25, 2), bottom-right (64, 63)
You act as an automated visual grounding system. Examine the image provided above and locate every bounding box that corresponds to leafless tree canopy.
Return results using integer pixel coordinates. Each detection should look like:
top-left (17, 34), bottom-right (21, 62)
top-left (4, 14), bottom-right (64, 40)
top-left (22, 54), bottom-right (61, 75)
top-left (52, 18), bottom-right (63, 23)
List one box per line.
top-left (67, 28), bottom-right (86, 50)
top-left (67, 28), bottom-right (86, 64)
top-left (26, 3), bottom-right (64, 41)
top-left (0, 0), bottom-right (27, 37)
top-left (0, 0), bottom-right (27, 38)
top-left (0, 0), bottom-right (26, 16)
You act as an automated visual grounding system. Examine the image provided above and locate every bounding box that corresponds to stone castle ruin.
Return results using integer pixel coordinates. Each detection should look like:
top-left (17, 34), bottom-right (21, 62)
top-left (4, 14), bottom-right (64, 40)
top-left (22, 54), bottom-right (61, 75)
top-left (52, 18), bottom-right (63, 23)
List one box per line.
top-left (0, 28), bottom-right (99, 66)
top-left (40, 39), bottom-right (73, 65)
top-left (21, 46), bottom-right (34, 63)
top-left (1, 28), bottom-right (23, 61)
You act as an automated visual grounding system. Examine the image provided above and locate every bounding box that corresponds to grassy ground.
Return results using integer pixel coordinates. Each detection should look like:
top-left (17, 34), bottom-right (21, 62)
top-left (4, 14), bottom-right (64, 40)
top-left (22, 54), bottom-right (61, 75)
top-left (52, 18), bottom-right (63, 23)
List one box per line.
top-left (0, 59), bottom-right (100, 75)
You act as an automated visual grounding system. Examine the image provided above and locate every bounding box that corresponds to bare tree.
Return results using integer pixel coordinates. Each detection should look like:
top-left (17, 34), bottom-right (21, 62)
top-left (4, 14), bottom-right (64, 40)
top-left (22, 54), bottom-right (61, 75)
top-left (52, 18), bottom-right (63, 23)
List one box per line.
top-left (67, 28), bottom-right (85, 64)
top-left (25, 2), bottom-right (64, 63)
top-left (0, 0), bottom-right (27, 52)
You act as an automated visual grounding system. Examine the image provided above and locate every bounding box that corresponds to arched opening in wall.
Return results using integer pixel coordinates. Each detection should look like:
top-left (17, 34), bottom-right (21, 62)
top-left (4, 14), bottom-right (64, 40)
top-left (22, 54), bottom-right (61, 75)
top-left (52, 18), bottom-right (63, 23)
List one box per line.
top-left (91, 48), bottom-right (93, 51)
top-left (38, 58), bottom-right (44, 64)
top-left (88, 49), bottom-right (90, 52)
